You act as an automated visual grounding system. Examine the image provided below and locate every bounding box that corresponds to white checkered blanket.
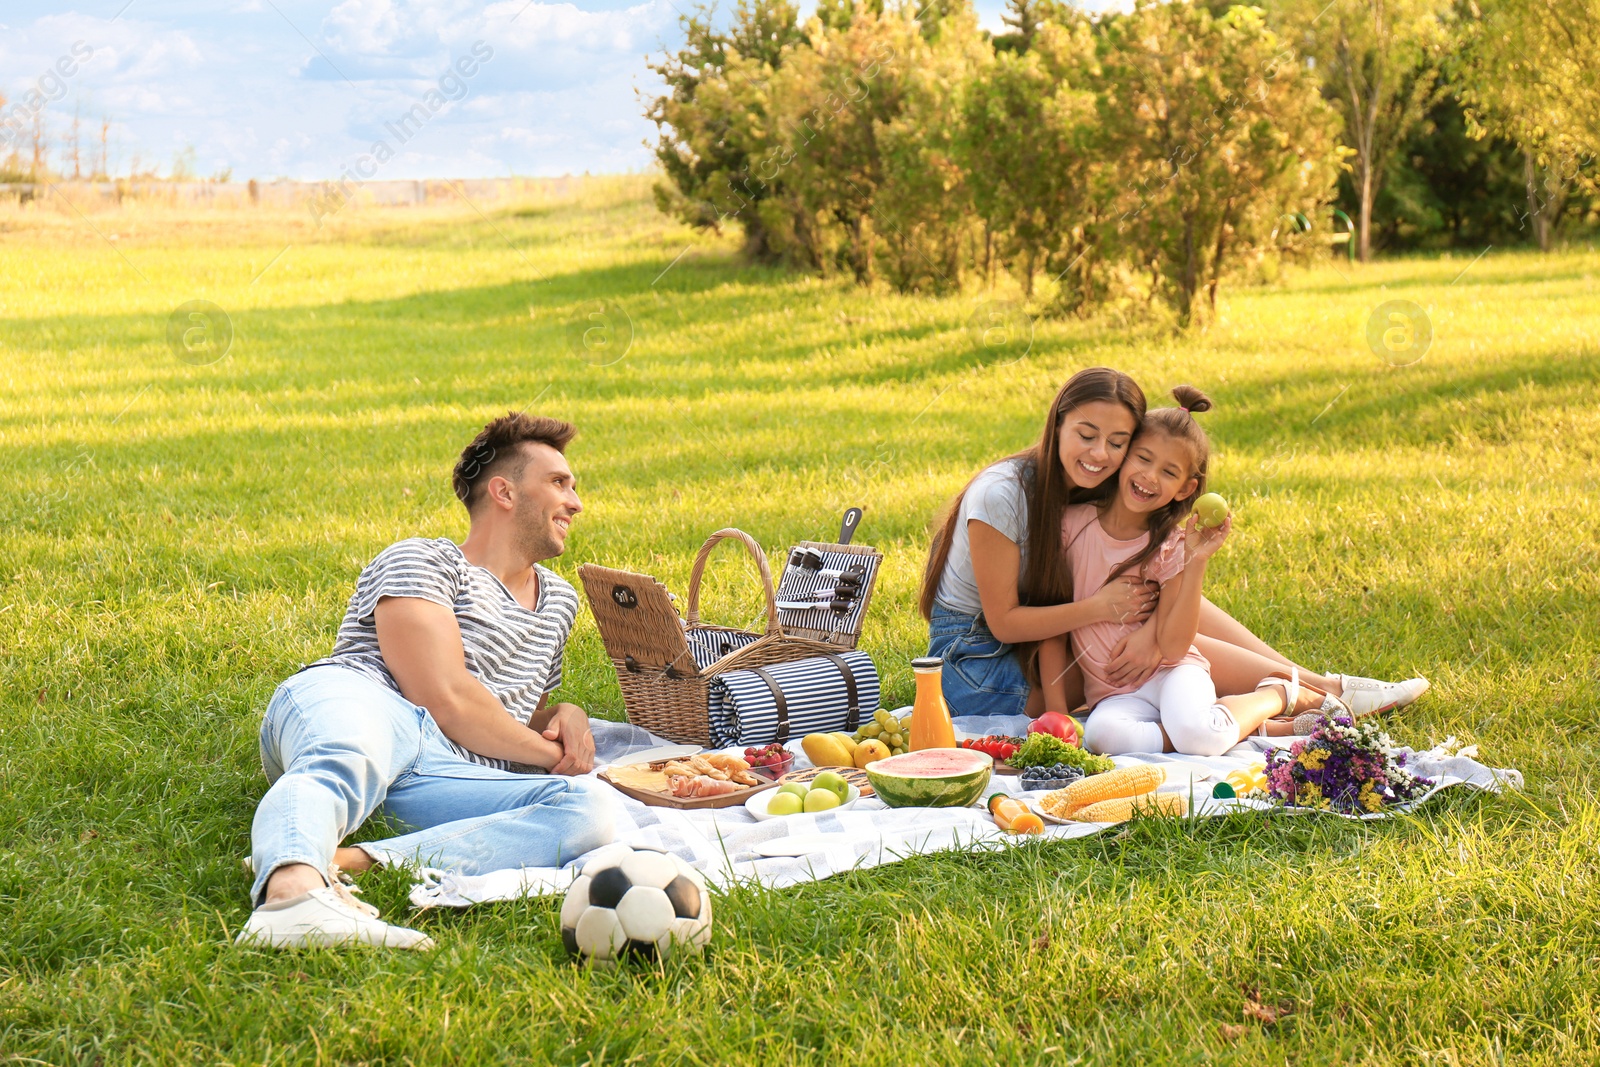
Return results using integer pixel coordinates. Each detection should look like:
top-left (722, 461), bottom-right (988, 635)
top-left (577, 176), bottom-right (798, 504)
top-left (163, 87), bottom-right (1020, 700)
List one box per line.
top-left (407, 713), bottom-right (1521, 909)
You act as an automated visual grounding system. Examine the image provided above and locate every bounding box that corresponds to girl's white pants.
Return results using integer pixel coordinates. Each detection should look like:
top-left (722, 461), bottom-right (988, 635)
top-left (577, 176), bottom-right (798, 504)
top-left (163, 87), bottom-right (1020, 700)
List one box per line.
top-left (1082, 664), bottom-right (1241, 757)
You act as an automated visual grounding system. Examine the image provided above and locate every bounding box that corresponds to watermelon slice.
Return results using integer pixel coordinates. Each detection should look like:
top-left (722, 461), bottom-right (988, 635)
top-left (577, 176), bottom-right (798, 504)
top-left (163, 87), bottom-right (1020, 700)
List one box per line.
top-left (863, 749), bottom-right (993, 808)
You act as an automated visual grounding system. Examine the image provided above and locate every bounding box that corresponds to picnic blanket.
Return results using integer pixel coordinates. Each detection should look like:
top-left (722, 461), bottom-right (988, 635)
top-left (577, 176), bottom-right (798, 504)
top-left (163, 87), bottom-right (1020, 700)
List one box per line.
top-left (408, 712), bottom-right (1522, 909)
top-left (707, 650), bottom-right (880, 748)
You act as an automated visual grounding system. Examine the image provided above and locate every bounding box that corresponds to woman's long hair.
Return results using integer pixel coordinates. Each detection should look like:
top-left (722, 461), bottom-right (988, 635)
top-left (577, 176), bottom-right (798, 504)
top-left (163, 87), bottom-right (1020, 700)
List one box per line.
top-left (918, 367), bottom-right (1148, 620)
top-left (1104, 384), bottom-right (1216, 584)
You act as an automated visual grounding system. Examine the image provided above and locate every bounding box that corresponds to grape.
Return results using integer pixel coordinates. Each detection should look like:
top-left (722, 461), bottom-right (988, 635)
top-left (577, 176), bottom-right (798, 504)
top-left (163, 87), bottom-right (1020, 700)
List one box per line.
top-left (860, 722), bottom-right (883, 738)
top-left (887, 733), bottom-right (904, 748)
top-left (874, 709), bottom-right (896, 729)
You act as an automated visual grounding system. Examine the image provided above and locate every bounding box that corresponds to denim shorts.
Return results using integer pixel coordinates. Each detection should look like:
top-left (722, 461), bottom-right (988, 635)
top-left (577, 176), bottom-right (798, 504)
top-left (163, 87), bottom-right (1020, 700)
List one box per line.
top-left (926, 603), bottom-right (1031, 718)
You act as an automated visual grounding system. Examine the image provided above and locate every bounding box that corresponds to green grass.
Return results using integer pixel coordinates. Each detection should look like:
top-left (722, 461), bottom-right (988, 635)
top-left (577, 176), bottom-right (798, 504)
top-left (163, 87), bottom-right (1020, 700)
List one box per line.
top-left (2, 178), bottom-right (1598, 1064)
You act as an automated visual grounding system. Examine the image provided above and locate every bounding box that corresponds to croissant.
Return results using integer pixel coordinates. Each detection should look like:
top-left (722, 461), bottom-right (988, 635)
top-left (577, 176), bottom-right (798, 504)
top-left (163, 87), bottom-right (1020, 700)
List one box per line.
top-left (661, 755), bottom-right (759, 786)
top-left (662, 757), bottom-right (726, 781)
top-left (700, 753), bottom-right (759, 785)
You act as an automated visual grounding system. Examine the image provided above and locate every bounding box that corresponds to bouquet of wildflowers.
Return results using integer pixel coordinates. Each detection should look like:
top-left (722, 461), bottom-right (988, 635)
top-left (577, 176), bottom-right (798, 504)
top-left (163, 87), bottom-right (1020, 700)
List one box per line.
top-left (1265, 715), bottom-right (1431, 814)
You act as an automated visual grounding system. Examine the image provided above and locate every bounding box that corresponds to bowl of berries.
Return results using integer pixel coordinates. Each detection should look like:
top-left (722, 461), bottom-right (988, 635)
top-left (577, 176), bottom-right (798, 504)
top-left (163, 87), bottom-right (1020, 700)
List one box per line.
top-left (1017, 763), bottom-right (1087, 791)
top-left (743, 742), bottom-right (795, 780)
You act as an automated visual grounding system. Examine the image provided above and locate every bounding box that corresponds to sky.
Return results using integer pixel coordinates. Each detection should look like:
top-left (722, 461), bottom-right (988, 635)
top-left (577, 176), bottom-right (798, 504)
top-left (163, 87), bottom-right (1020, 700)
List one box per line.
top-left (0, 0), bottom-right (1023, 181)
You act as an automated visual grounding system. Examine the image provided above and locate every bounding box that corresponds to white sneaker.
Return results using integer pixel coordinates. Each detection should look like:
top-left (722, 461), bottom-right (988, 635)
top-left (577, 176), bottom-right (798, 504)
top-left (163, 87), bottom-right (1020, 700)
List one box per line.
top-left (234, 886), bottom-right (435, 950)
top-left (1329, 674), bottom-right (1429, 717)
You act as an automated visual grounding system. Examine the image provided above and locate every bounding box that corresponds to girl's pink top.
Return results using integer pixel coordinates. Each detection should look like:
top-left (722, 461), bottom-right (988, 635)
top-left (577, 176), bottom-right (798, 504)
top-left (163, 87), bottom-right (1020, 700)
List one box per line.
top-left (1061, 503), bottom-right (1210, 707)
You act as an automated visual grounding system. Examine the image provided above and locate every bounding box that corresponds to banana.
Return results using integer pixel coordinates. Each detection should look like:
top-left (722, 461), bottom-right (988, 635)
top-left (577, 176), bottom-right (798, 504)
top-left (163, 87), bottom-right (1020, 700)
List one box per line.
top-left (829, 732), bottom-right (859, 758)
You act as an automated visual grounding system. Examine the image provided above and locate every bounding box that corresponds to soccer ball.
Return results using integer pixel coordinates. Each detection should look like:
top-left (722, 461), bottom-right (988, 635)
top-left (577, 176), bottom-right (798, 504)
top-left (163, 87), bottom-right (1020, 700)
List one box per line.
top-left (558, 844), bottom-right (711, 965)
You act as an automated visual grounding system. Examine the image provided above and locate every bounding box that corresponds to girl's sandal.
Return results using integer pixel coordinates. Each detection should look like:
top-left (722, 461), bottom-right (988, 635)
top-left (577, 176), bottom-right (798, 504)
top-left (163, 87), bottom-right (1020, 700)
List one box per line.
top-left (1253, 668), bottom-right (1350, 738)
top-left (1256, 712), bottom-right (1327, 739)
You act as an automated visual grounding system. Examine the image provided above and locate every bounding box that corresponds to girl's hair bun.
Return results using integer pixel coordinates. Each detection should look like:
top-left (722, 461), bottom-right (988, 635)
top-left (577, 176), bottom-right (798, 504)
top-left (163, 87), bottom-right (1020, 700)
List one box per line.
top-left (1171, 384), bottom-right (1213, 414)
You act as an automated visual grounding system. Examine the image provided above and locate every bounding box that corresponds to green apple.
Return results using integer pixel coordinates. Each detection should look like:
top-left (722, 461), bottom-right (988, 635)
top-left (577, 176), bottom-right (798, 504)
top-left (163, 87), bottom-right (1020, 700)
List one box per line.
top-left (778, 782), bottom-right (811, 801)
top-left (803, 787), bottom-right (842, 812)
top-left (1194, 492), bottom-right (1230, 529)
top-left (811, 770), bottom-right (850, 803)
top-left (767, 791), bottom-right (804, 816)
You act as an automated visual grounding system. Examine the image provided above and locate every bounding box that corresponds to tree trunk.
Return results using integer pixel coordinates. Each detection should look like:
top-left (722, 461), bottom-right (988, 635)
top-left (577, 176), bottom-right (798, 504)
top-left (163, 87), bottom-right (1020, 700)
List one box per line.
top-left (847, 214), bottom-right (875, 285)
top-left (983, 223), bottom-right (993, 289)
top-left (1525, 151), bottom-right (1551, 252)
top-left (864, 220), bottom-right (875, 286)
top-left (1179, 214), bottom-right (1198, 326)
top-left (742, 218), bottom-right (773, 263)
top-left (795, 207), bottom-right (824, 272)
top-left (1207, 210), bottom-right (1231, 315)
top-left (1358, 157), bottom-right (1374, 263)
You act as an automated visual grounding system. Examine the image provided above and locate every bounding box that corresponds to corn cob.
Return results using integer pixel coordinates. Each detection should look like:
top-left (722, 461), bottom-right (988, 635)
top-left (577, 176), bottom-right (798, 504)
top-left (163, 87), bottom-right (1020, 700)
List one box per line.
top-left (1041, 764), bottom-right (1166, 819)
top-left (1069, 791), bottom-right (1188, 823)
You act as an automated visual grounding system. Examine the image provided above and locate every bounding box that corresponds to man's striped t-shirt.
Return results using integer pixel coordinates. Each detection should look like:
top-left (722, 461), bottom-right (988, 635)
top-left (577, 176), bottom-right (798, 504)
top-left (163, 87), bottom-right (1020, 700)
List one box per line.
top-left (311, 537), bottom-right (579, 770)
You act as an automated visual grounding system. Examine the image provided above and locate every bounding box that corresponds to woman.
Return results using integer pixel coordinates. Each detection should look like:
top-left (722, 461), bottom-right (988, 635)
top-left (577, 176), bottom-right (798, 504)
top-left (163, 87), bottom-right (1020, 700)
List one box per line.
top-left (921, 368), bottom-right (1428, 719)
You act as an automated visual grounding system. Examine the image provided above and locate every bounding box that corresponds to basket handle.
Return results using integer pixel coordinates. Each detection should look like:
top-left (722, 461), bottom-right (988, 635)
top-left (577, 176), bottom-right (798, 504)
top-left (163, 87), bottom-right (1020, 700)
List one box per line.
top-left (685, 528), bottom-right (782, 635)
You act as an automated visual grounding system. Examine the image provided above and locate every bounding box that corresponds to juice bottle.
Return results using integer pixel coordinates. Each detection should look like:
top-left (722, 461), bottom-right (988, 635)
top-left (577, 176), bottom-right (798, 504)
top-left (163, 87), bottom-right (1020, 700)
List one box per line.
top-left (987, 793), bottom-right (1045, 834)
top-left (909, 656), bottom-right (957, 751)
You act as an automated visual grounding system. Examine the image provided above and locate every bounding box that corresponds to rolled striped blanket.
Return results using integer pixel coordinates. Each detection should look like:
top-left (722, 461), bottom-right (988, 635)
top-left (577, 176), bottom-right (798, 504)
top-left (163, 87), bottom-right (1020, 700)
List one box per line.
top-left (708, 650), bottom-right (879, 747)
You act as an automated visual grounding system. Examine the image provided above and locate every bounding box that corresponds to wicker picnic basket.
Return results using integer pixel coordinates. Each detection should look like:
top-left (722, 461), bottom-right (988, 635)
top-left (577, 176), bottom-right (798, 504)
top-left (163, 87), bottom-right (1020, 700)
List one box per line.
top-left (577, 528), bottom-right (881, 747)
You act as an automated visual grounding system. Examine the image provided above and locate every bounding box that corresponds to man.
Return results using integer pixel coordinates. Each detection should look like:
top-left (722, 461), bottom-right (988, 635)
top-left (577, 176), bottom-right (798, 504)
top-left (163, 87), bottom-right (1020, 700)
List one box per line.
top-left (236, 413), bottom-right (615, 950)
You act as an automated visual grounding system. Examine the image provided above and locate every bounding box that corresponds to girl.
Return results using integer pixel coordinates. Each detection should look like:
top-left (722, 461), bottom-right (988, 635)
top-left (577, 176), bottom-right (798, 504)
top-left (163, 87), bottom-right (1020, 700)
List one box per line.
top-left (1037, 387), bottom-right (1345, 756)
top-left (921, 368), bottom-right (1428, 721)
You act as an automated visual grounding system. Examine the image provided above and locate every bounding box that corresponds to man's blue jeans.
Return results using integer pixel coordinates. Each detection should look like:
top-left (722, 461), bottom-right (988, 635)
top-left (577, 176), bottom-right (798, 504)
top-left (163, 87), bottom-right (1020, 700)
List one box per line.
top-left (249, 665), bottom-right (615, 904)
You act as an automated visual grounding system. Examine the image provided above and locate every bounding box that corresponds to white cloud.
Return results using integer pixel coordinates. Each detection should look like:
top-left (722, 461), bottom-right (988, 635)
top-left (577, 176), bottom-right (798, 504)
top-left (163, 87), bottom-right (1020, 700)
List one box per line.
top-left (323, 0), bottom-right (409, 53)
top-left (488, 0), bottom-right (671, 50)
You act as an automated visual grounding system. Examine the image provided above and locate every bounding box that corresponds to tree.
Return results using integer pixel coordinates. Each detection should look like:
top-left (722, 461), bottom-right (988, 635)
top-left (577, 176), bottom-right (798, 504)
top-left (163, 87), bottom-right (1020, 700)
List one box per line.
top-left (66, 103), bottom-right (83, 180)
top-left (875, 3), bottom-right (990, 290)
top-left (644, 0), bottom-right (803, 260)
top-left (0, 91), bottom-right (24, 183)
top-left (1453, 0), bottom-right (1600, 250)
top-left (96, 115), bottom-right (110, 181)
top-left (1372, 89), bottom-right (1528, 249)
top-left (170, 145), bottom-right (197, 181)
top-left (1283, 0), bottom-right (1450, 260)
top-left (992, 0), bottom-right (1048, 53)
top-left (814, 0), bottom-right (884, 31)
top-left (963, 15), bottom-right (1100, 303)
top-left (760, 8), bottom-right (915, 282)
top-left (641, 0), bottom-right (1370, 314)
top-left (29, 110), bottom-right (49, 180)
top-left (1094, 2), bottom-right (1341, 325)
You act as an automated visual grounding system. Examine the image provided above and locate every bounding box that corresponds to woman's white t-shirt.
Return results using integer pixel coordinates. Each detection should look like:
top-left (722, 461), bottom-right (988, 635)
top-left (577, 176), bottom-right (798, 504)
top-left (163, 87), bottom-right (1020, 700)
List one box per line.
top-left (932, 458), bottom-right (1031, 615)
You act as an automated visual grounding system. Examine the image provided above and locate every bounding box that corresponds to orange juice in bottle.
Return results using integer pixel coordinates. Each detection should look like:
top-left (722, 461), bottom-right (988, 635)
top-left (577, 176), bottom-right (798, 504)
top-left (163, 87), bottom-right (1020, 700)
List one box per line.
top-left (909, 656), bottom-right (957, 751)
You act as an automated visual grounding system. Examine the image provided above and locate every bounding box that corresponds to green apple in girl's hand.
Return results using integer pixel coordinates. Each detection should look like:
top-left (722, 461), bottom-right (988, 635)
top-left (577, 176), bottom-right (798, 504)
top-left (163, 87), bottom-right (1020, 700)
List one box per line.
top-left (1194, 492), bottom-right (1230, 529)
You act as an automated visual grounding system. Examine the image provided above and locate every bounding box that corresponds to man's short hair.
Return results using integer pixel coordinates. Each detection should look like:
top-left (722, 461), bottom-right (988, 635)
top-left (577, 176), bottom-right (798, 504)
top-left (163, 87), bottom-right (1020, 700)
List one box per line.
top-left (452, 412), bottom-right (577, 510)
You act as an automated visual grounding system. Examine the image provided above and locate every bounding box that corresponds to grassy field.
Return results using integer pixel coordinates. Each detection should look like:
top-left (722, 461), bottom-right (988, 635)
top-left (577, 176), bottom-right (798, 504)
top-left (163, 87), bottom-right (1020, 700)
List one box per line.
top-left (2, 178), bottom-right (1598, 1064)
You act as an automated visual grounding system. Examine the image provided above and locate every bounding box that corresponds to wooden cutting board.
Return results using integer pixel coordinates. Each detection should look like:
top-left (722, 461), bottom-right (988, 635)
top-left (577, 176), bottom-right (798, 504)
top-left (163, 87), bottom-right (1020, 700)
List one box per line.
top-left (598, 763), bottom-right (777, 810)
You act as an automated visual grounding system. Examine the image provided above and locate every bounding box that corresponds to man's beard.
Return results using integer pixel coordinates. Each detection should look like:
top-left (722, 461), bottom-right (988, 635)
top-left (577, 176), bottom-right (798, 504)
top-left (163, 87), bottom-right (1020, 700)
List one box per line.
top-left (514, 498), bottom-right (565, 562)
